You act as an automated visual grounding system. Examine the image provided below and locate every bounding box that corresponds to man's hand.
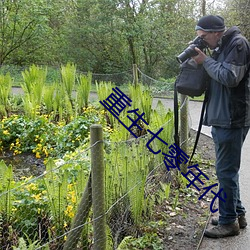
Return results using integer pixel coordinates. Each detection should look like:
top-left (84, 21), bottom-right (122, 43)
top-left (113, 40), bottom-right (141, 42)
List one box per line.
top-left (192, 47), bottom-right (207, 64)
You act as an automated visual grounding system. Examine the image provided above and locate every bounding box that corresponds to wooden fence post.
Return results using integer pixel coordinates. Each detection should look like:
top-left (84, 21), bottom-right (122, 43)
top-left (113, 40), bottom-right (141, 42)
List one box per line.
top-left (91, 124), bottom-right (106, 250)
top-left (180, 94), bottom-right (189, 173)
top-left (133, 64), bottom-right (138, 85)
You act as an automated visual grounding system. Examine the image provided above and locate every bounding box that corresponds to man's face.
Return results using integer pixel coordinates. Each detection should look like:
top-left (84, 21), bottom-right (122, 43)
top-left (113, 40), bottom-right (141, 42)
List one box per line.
top-left (196, 30), bottom-right (222, 49)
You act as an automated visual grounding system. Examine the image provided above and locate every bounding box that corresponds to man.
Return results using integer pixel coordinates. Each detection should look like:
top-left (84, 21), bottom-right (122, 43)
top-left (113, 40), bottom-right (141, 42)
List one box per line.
top-left (192, 15), bottom-right (250, 238)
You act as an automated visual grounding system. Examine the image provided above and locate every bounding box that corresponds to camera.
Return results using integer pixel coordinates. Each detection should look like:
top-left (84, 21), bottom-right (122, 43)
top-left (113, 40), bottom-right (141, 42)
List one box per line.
top-left (176, 36), bottom-right (208, 63)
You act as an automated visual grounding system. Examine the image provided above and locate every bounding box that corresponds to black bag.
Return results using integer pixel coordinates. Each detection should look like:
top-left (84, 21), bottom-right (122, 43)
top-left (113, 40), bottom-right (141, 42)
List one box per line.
top-left (175, 58), bottom-right (209, 97)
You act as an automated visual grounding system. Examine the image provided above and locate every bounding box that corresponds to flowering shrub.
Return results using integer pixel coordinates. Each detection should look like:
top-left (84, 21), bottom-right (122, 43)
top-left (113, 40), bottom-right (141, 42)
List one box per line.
top-left (0, 105), bottom-right (103, 158)
top-left (8, 153), bottom-right (91, 245)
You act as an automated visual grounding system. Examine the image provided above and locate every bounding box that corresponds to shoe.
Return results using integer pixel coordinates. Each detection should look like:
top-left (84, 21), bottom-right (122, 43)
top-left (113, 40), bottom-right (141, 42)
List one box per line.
top-left (211, 214), bottom-right (247, 229)
top-left (204, 222), bottom-right (240, 238)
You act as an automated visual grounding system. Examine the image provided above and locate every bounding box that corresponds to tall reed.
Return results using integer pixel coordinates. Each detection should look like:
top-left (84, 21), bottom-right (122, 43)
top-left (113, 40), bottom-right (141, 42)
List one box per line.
top-left (76, 72), bottom-right (92, 112)
top-left (43, 84), bottom-right (55, 114)
top-left (96, 81), bottom-right (116, 127)
top-left (149, 100), bottom-right (174, 158)
top-left (0, 73), bottom-right (12, 116)
top-left (21, 65), bottom-right (47, 118)
top-left (0, 161), bottom-right (14, 222)
top-left (61, 63), bottom-right (76, 102)
top-left (52, 82), bottom-right (73, 122)
top-left (105, 136), bottom-right (153, 225)
top-left (129, 83), bottom-right (153, 125)
top-left (43, 159), bottom-right (68, 232)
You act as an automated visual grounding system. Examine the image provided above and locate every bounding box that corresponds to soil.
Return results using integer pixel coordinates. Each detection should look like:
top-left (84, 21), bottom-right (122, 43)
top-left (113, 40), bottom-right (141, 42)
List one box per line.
top-left (0, 152), bottom-right (45, 180)
top-left (158, 130), bottom-right (217, 250)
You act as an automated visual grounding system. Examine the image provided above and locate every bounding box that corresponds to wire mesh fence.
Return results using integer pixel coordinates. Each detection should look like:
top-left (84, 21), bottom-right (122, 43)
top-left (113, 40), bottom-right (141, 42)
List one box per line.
top-left (0, 65), bottom-right (191, 249)
top-left (0, 120), bottom-right (176, 249)
top-left (1, 64), bottom-right (175, 97)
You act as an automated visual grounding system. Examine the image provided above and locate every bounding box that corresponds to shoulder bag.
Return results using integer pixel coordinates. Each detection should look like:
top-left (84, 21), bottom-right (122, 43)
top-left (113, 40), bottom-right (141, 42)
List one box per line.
top-left (175, 58), bottom-right (209, 97)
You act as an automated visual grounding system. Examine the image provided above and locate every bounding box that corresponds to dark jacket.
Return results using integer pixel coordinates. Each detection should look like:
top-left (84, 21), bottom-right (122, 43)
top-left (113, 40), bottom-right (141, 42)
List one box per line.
top-left (203, 26), bottom-right (250, 128)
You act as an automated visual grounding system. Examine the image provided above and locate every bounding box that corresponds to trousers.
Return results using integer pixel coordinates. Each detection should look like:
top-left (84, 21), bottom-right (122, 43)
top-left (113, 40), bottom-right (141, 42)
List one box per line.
top-left (211, 126), bottom-right (249, 225)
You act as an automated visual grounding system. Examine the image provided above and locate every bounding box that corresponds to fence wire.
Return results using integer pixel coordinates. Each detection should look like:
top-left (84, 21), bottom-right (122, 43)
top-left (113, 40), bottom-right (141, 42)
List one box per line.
top-left (0, 132), bottom-right (173, 249)
top-left (0, 67), bottom-right (192, 249)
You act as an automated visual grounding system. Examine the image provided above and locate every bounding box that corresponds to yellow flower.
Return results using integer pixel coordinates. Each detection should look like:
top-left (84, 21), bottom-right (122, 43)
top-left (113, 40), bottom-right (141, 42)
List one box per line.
top-left (14, 149), bottom-right (22, 155)
top-left (71, 195), bottom-right (76, 204)
top-left (65, 205), bottom-right (74, 218)
top-left (26, 183), bottom-right (37, 191)
top-left (42, 147), bottom-right (49, 157)
top-left (3, 130), bottom-right (9, 135)
top-left (36, 152), bottom-right (41, 159)
top-left (12, 207), bottom-right (17, 212)
top-left (32, 193), bottom-right (42, 201)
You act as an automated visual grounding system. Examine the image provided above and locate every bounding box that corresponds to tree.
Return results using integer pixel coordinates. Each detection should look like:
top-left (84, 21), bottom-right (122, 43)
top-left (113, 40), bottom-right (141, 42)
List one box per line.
top-left (0, 0), bottom-right (231, 79)
top-left (0, 0), bottom-right (50, 65)
top-left (63, 0), bottom-right (130, 73)
top-left (66, 0), bottom-right (200, 78)
top-left (220, 0), bottom-right (250, 39)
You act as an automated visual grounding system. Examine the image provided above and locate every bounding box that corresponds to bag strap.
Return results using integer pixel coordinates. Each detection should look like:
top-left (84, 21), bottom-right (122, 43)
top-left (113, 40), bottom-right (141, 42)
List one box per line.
top-left (174, 80), bottom-right (180, 148)
top-left (188, 91), bottom-right (208, 165)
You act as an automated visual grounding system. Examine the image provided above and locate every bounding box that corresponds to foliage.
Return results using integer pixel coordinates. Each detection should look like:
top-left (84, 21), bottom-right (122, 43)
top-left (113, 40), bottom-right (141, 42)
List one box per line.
top-left (0, 107), bottom-right (101, 158)
top-left (117, 233), bottom-right (163, 250)
top-left (0, 78), bottom-right (194, 249)
top-left (129, 83), bottom-right (153, 124)
top-left (103, 90), bottom-right (174, 246)
top-left (220, 0), bottom-right (250, 39)
top-left (105, 138), bottom-right (154, 222)
top-left (0, 0), bottom-right (52, 65)
top-left (0, 131), bottom-right (92, 240)
top-left (61, 63), bottom-right (76, 101)
top-left (12, 176), bottom-right (49, 240)
top-left (43, 159), bottom-right (72, 245)
top-left (21, 65), bottom-right (47, 118)
top-left (43, 85), bottom-right (56, 113)
top-left (76, 72), bottom-right (92, 110)
top-left (148, 100), bottom-right (174, 159)
top-left (0, 0), bottom-right (234, 79)
top-left (0, 161), bottom-right (15, 222)
top-left (96, 81), bottom-right (116, 128)
top-left (13, 235), bottom-right (46, 250)
top-left (149, 77), bottom-right (175, 97)
top-left (0, 73), bottom-right (12, 116)
top-left (0, 63), bottom-right (97, 122)
top-left (0, 150), bottom-right (91, 248)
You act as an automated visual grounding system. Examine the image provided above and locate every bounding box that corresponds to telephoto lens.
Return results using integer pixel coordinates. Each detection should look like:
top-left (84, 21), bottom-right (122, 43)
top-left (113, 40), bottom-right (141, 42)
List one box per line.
top-left (176, 36), bottom-right (208, 63)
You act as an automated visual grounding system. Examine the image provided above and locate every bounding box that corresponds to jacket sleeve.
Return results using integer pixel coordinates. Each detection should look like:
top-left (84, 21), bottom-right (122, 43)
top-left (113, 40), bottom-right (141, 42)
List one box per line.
top-left (203, 38), bottom-right (250, 88)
